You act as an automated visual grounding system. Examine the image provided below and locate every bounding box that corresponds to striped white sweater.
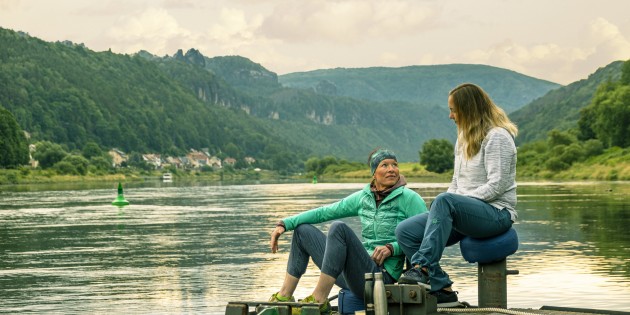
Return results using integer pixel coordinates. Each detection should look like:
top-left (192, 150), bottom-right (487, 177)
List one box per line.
top-left (448, 127), bottom-right (518, 221)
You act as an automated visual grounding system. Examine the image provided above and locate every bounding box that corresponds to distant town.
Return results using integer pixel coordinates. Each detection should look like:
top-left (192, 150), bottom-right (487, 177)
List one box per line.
top-left (108, 148), bottom-right (257, 171)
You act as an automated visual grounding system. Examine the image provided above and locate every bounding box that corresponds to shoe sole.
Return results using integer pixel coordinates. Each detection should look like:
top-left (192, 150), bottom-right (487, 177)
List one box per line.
top-left (397, 280), bottom-right (431, 290)
top-left (437, 301), bottom-right (463, 308)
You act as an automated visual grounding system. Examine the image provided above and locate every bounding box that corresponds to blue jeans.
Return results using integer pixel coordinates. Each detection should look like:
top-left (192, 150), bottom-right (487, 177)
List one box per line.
top-left (395, 192), bottom-right (513, 291)
top-left (287, 222), bottom-right (394, 297)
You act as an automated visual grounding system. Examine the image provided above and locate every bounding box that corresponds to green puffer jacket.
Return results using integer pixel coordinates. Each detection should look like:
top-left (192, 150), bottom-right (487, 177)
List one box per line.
top-left (282, 184), bottom-right (427, 280)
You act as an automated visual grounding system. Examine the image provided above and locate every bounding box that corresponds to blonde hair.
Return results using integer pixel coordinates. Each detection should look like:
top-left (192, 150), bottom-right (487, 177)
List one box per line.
top-left (449, 83), bottom-right (518, 159)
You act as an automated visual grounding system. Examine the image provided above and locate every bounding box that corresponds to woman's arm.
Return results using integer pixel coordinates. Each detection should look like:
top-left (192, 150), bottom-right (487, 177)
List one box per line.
top-left (269, 190), bottom-right (363, 253)
top-left (471, 130), bottom-right (516, 201)
top-left (282, 190), bottom-right (362, 231)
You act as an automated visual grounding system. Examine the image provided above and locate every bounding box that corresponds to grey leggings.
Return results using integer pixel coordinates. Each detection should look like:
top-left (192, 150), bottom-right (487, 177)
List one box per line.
top-left (287, 222), bottom-right (394, 297)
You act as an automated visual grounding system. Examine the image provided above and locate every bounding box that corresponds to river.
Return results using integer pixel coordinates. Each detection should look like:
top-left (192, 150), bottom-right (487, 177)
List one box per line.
top-left (1, 180), bottom-right (629, 314)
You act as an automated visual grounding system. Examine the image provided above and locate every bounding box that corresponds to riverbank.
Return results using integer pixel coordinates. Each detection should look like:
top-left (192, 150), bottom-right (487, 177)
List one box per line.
top-left (1, 159), bottom-right (628, 188)
top-left (0, 167), bottom-right (282, 186)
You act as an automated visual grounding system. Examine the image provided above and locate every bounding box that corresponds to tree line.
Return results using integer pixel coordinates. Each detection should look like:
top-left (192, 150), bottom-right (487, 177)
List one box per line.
top-left (418, 59), bottom-right (630, 177)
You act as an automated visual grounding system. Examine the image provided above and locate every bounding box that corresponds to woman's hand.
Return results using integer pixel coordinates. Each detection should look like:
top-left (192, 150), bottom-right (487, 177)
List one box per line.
top-left (270, 225), bottom-right (286, 253)
top-left (371, 245), bottom-right (392, 266)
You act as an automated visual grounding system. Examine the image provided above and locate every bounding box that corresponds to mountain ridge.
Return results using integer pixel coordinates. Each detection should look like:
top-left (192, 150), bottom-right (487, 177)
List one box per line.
top-left (278, 64), bottom-right (561, 113)
top-left (511, 60), bottom-right (624, 144)
top-left (1, 26), bottom-right (602, 165)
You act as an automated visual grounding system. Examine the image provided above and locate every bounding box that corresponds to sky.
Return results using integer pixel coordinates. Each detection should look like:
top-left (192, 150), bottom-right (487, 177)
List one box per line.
top-left (1, 0), bottom-right (629, 85)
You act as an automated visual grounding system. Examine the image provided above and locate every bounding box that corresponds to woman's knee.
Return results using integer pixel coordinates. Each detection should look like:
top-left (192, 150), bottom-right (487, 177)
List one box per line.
top-left (432, 192), bottom-right (455, 204)
top-left (328, 221), bottom-right (351, 236)
top-left (293, 224), bottom-right (318, 237)
top-left (430, 192), bottom-right (458, 212)
top-left (395, 213), bottom-right (428, 240)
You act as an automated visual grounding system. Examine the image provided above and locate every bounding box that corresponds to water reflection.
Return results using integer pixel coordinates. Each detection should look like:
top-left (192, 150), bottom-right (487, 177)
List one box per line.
top-left (0, 181), bottom-right (629, 314)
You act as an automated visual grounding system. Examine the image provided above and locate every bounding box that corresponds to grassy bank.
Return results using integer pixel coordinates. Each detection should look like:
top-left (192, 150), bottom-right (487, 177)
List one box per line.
top-left (0, 167), bottom-right (281, 186)
top-left (2, 156), bottom-right (629, 188)
top-left (312, 162), bottom-right (452, 182)
top-left (518, 147), bottom-right (630, 181)
top-left (315, 159), bottom-right (630, 183)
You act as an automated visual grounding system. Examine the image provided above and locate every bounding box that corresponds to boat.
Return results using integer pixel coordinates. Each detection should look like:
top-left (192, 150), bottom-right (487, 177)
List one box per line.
top-left (162, 172), bottom-right (172, 182)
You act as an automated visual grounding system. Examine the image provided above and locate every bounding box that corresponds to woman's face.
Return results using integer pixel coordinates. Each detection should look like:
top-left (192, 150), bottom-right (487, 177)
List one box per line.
top-left (373, 158), bottom-right (399, 190)
top-left (448, 95), bottom-right (458, 125)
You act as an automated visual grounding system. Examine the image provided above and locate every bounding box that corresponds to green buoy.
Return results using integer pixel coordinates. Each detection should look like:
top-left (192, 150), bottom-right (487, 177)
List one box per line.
top-left (112, 182), bottom-right (129, 207)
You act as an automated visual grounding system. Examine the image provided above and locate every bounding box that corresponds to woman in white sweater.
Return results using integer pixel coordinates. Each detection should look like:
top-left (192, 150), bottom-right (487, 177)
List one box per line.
top-left (396, 83), bottom-right (518, 307)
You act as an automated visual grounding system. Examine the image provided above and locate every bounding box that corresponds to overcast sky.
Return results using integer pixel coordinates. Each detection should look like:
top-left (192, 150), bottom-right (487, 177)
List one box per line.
top-left (1, 0), bottom-right (629, 85)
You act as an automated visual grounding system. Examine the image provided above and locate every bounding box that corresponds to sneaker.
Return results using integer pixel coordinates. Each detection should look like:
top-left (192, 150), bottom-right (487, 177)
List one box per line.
top-left (429, 289), bottom-right (459, 307)
top-left (295, 295), bottom-right (331, 315)
top-left (398, 267), bottom-right (430, 289)
top-left (269, 292), bottom-right (295, 302)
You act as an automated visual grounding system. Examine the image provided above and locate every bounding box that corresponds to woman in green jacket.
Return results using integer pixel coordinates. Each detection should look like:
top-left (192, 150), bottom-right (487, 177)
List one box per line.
top-left (269, 149), bottom-right (427, 314)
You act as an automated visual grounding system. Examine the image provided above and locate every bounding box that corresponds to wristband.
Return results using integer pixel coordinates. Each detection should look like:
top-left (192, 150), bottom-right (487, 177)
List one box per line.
top-left (385, 243), bottom-right (394, 255)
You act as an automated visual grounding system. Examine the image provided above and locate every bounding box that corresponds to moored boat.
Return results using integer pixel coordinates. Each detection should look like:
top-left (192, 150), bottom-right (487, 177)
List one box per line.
top-left (162, 172), bottom-right (172, 182)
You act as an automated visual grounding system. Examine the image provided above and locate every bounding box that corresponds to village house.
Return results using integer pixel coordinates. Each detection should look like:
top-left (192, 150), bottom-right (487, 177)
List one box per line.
top-left (223, 157), bottom-right (237, 166)
top-left (208, 156), bottom-right (222, 168)
top-left (186, 150), bottom-right (210, 168)
top-left (105, 148), bottom-right (227, 171)
top-left (108, 149), bottom-right (127, 167)
top-left (29, 144), bottom-right (38, 168)
top-left (142, 154), bottom-right (162, 169)
top-left (165, 156), bottom-right (183, 169)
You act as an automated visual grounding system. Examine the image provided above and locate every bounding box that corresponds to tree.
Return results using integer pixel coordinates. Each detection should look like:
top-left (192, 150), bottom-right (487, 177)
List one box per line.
top-left (90, 156), bottom-right (113, 172)
top-left (305, 156), bottom-right (339, 175)
top-left (82, 141), bottom-right (103, 160)
top-left (581, 84), bottom-right (630, 148)
top-left (126, 152), bottom-right (151, 171)
top-left (547, 130), bottom-right (576, 148)
top-left (58, 155), bottom-right (89, 175)
top-left (0, 106), bottom-right (29, 168)
top-left (621, 59), bottom-right (630, 85)
top-left (419, 139), bottom-right (454, 173)
top-left (578, 64), bottom-right (630, 148)
top-left (32, 141), bottom-right (68, 169)
top-left (224, 142), bottom-right (241, 159)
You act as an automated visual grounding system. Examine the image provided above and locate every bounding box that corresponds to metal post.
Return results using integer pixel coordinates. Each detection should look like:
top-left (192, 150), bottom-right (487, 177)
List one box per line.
top-left (478, 259), bottom-right (519, 308)
top-left (225, 303), bottom-right (248, 315)
top-left (384, 284), bottom-right (437, 315)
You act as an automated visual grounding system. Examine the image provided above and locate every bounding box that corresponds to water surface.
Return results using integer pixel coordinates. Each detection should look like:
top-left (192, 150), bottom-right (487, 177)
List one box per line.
top-left (1, 181), bottom-right (629, 314)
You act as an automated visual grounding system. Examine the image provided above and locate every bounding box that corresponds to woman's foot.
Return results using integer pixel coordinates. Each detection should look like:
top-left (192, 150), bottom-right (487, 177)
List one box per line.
top-left (429, 288), bottom-right (459, 307)
top-left (398, 266), bottom-right (430, 289)
top-left (297, 295), bottom-right (331, 315)
top-left (268, 292), bottom-right (295, 302)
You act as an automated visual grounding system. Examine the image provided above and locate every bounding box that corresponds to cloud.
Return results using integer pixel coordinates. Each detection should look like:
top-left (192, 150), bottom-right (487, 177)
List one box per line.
top-left (0, 0), bottom-right (20, 10)
top-left (427, 18), bottom-right (630, 84)
top-left (460, 41), bottom-right (585, 82)
top-left (206, 7), bottom-right (264, 50)
top-left (260, 0), bottom-right (437, 43)
top-left (580, 17), bottom-right (630, 69)
top-left (105, 7), bottom-right (196, 54)
top-left (160, 0), bottom-right (204, 9)
top-left (75, 0), bottom-right (141, 16)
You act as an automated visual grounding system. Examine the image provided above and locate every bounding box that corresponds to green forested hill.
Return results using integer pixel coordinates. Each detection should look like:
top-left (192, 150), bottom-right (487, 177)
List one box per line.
top-left (155, 48), bottom-right (456, 161)
top-left (511, 61), bottom-right (624, 144)
top-left (0, 28), bottom-right (310, 170)
top-left (1, 26), bottom-right (588, 166)
top-left (278, 64), bottom-right (561, 113)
